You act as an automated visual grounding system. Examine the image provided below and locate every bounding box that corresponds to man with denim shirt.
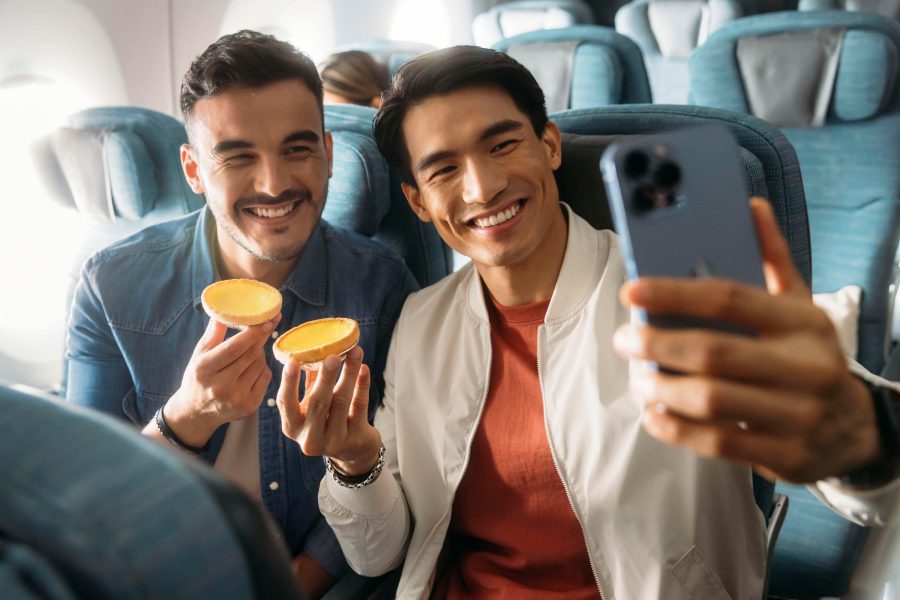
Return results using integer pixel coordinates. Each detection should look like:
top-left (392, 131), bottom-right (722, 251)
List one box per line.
top-left (65, 31), bottom-right (417, 598)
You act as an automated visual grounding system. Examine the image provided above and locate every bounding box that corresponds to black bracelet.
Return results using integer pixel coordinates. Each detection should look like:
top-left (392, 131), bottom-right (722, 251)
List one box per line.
top-left (154, 406), bottom-right (209, 455)
top-left (839, 378), bottom-right (900, 487)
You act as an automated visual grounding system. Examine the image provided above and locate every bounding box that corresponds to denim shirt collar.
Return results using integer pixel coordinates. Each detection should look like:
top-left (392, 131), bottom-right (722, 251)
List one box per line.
top-left (190, 207), bottom-right (327, 308)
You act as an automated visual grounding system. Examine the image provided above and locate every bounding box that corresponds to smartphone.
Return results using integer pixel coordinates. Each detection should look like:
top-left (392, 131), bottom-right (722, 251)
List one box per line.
top-left (600, 124), bottom-right (765, 332)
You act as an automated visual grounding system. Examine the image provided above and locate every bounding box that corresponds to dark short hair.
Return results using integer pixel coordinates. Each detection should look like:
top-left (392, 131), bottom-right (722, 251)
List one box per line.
top-left (373, 46), bottom-right (548, 186)
top-left (319, 50), bottom-right (389, 106)
top-left (180, 30), bottom-right (324, 129)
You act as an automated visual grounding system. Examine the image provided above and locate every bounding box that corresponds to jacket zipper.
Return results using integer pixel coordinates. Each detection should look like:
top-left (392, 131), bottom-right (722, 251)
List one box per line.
top-left (537, 325), bottom-right (606, 599)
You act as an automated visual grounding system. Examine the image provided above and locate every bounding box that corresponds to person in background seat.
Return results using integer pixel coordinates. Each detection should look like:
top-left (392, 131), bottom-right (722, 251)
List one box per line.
top-left (65, 30), bottom-right (417, 599)
top-left (319, 50), bottom-right (389, 108)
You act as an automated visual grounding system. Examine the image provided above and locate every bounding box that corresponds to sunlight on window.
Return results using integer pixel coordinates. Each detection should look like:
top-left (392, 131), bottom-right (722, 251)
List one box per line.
top-left (389, 0), bottom-right (451, 48)
top-left (0, 78), bottom-right (87, 386)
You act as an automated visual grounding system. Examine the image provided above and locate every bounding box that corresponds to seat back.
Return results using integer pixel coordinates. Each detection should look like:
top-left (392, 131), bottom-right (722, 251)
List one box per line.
top-left (689, 10), bottom-right (900, 595)
top-left (472, 0), bottom-right (595, 47)
top-left (492, 25), bottom-right (652, 112)
top-left (551, 103), bottom-right (812, 285)
top-left (615, 0), bottom-right (744, 103)
top-left (799, 0), bottom-right (900, 18)
top-left (691, 10), bottom-right (900, 374)
top-left (324, 104), bottom-right (452, 286)
top-left (31, 107), bottom-right (204, 393)
top-left (0, 383), bottom-right (303, 600)
top-left (32, 107), bottom-right (204, 271)
top-left (337, 39), bottom-right (435, 76)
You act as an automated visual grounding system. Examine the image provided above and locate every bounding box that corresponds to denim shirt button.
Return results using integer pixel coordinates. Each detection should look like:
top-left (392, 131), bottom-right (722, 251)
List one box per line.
top-left (271, 330), bottom-right (279, 340)
top-left (268, 481), bottom-right (280, 491)
top-left (267, 398), bottom-right (276, 407)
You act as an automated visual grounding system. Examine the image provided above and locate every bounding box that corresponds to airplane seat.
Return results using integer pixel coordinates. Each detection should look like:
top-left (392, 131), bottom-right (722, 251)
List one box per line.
top-left (472, 0), bottom-right (595, 47)
top-left (491, 25), bottom-right (653, 113)
top-left (614, 0), bottom-right (745, 104)
top-left (30, 106), bottom-right (204, 394)
top-left (689, 10), bottom-right (900, 597)
top-left (0, 382), bottom-right (304, 600)
top-left (324, 103), bottom-right (452, 287)
top-left (336, 39), bottom-right (435, 77)
top-left (551, 102), bottom-right (810, 600)
top-left (799, 0), bottom-right (900, 19)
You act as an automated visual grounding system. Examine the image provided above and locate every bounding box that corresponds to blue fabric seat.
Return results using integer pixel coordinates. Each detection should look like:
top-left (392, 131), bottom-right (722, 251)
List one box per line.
top-left (690, 10), bottom-right (900, 596)
top-left (615, 0), bottom-right (744, 103)
top-left (0, 383), bottom-right (304, 600)
top-left (30, 107), bottom-right (204, 393)
top-left (472, 0), bottom-right (595, 47)
top-left (324, 104), bottom-right (452, 286)
top-left (492, 25), bottom-right (652, 112)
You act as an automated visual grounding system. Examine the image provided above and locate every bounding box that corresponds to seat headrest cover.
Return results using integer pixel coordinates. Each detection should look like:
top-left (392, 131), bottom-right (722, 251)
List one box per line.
top-left (506, 40), bottom-right (581, 112)
top-left (105, 129), bottom-right (159, 220)
top-left (499, 7), bottom-right (579, 38)
top-left (50, 128), bottom-right (115, 220)
top-left (737, 28), bottom-right (845, 127)
top-left (494, 26), bottom-right (652, 105)
top-left (692, 11), bottom-right (900, 124)
top-left (649, 0), bottom-right (709, 57)
top-left (616, 0), bottom-right (743, 57)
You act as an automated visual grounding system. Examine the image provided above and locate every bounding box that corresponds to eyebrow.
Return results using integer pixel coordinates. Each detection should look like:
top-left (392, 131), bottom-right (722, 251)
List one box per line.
top-left (211, 130), bottom-right (321, 157)
top-left (414, 119), bottom-right (525, 175)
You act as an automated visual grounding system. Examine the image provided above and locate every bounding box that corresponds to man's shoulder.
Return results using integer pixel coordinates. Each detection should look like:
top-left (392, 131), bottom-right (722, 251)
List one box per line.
top-left (84, 211), bottom-right (201, 276)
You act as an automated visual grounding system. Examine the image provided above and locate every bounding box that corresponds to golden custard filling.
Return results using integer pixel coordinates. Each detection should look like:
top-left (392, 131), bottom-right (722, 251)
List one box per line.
top-left (274, 318), bottom-right (360, 365)
top-left (202, 279), bottom-right (282, 327)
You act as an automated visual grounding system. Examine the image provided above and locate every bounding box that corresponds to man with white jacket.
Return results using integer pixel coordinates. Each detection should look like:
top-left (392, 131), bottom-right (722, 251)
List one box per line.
top-left (275, 46), bottom-right (899, 599)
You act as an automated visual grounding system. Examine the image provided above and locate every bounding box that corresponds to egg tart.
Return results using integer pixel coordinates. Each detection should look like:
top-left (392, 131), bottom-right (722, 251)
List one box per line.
top-left (201, 279), bottom-right (282, 328)
top-left (273, 317), bottom-right (360, 366)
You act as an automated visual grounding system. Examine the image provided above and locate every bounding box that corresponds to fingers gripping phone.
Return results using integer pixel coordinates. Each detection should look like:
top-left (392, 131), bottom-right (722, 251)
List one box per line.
top-left (600, 124), bottom-right (766, 333)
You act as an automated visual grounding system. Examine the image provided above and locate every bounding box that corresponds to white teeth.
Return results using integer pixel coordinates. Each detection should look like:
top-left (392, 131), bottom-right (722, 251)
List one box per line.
top-left (474, 202), bottom-right (520, 228)
top-left (249, 203), bottom-right (296, 219)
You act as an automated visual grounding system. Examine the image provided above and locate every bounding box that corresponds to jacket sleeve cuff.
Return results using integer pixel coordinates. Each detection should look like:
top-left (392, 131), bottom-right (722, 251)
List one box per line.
top-left (321, 467), bottom-right (401, 517)
top-left (810, 476), bottom-right (900, 527)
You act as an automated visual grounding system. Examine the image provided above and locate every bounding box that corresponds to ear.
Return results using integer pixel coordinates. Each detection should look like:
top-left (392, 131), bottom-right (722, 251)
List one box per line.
top-left (324, 131), bottom-right (334, 178)
top-left (542, 121), bottom-right (563, 171)
top-left (401, 182), bottom-right (432, 222)
top-left (180, 144), bottom-right (205, 195)
top-left (370, 95), bottom-right (383, 108)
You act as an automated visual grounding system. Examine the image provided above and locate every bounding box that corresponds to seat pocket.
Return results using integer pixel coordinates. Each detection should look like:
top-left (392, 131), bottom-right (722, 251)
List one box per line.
top-left (669, 545), bottom-right (732, 600)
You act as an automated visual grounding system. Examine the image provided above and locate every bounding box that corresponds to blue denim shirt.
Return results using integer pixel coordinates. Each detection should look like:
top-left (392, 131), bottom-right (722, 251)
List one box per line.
top-left (66, 208), bottom-right (418, 576)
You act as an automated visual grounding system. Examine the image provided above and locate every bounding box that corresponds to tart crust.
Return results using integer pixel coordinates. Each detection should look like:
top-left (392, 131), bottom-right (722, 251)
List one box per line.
top-left (273, 318), bottom-right (360, 365)
top-left (201, 278), bottom-right (282, 328)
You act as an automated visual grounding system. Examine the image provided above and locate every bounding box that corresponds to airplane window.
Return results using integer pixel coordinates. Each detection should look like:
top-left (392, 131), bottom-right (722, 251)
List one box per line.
top-left (0, 77), bottom-right (87, 389)
top-left (389, 0), bottom-right (453, 48)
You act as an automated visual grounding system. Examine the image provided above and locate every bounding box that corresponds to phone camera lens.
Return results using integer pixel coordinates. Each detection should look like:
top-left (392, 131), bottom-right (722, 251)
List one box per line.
top-left (653, 161), bottom-right (681, 189)
top-left (624, 151), bottom-right (649, 179)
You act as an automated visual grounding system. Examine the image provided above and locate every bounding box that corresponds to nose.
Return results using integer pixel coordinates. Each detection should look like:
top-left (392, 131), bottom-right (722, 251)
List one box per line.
top-left (461, 156), bottom-right (507, 205)
top-left (255, 155), bottom-right (293, 198)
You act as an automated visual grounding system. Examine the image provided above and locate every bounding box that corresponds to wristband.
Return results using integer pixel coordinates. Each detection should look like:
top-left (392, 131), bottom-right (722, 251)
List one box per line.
top-left (154, 406), bottom-right (209, 455)
top-left (324, 444), bottom-right (386, 489)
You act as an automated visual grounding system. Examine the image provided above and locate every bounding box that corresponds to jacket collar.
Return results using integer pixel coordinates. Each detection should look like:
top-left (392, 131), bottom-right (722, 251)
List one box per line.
top-left (465, 203), bottom-right (606, 324)
top-left (191, 208), bottom-right (328, 308)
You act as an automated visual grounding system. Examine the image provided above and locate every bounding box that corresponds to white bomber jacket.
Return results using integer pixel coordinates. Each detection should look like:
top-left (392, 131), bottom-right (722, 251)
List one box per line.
top-left (319, 206), bottom-right (898, 599)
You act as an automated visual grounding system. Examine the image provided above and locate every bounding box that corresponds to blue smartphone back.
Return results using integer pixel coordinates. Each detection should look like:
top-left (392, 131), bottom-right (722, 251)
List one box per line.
top-left (600, 124), bottom-right (766, 330)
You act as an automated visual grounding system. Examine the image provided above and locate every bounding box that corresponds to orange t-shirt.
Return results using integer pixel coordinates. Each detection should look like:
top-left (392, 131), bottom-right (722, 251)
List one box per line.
top-left (432, 294), bottom-right (600, 600)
